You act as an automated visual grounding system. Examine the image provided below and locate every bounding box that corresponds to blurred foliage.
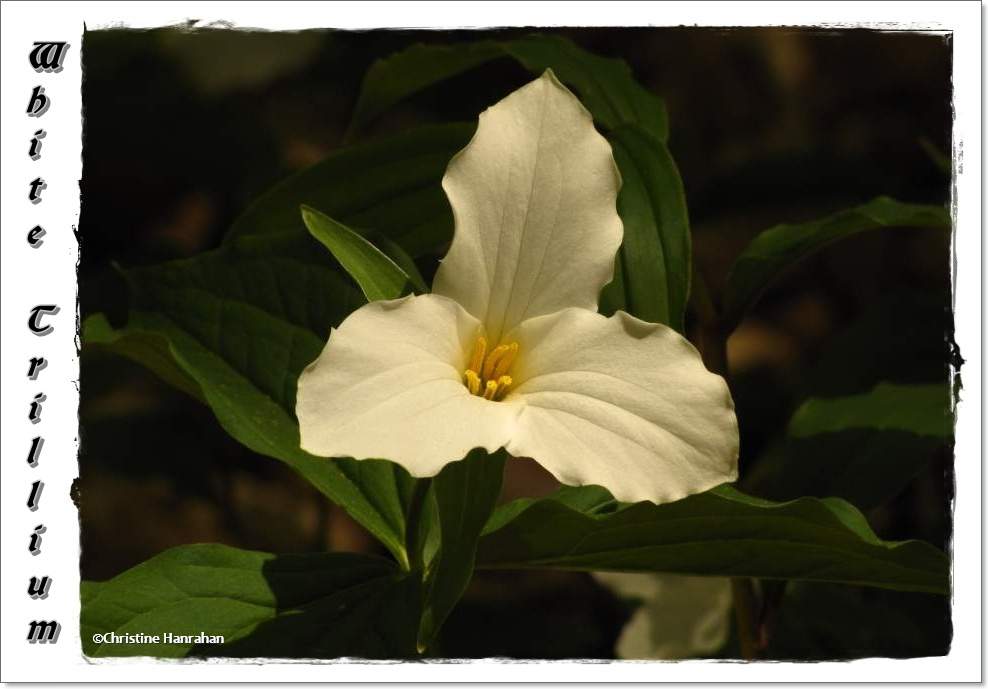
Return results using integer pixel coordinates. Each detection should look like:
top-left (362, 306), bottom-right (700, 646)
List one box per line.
top-left (79, 26), bottom-right (952, 659)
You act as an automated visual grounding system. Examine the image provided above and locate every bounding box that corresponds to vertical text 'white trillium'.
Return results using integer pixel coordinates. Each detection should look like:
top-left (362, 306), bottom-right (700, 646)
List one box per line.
top-left (297, 70), bottom-right (738, 504)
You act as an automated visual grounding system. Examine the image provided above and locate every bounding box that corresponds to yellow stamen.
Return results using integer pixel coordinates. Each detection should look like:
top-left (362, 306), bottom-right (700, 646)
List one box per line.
top-left (491, 342), bottom-right (519, 380)
top-left (464, 369), bottom-right (481, 396)
top-left (463, 336), bottom-right (521, 400)
top-left (482, 379), bottom-right (499, 400)
top-left (494, 375), bottom-right (513, 401)
top-left (482, 344), bottom-right (511, 381)
top-left (468, 336), bottom-right (487, 374)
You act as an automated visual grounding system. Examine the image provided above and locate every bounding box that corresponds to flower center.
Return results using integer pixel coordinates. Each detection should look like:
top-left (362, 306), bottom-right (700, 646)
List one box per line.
top-left (463, 336), bottom-right (519, 401)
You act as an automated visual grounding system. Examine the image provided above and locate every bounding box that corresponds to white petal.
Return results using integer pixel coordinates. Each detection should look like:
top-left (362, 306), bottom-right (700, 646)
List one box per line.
top-left (296, 294), bottom-right (519, 476)
top-left (433, 70), bottom-right (623, 344)
top-left (595, 573), bottom-right (732, 659)
top-left (506, 308), bottom-right (738, 504)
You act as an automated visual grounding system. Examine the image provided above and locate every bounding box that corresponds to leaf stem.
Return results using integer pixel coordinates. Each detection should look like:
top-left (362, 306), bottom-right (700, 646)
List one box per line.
top-left (694, 269), bottom-right (762, 660)
top-left (731, 577), bottom-right (760, 660)
top-left (404, 478), bottom-right (432, 572)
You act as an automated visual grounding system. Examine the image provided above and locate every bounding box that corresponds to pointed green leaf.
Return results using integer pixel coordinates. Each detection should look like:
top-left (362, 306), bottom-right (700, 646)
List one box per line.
top-left (346, 41), bottom-right (503, 141)
top-left (81, 544), bottom-right (421, 659)
top-left (83, 312), bottom-right (204, 402)
top-left (789, 382), bottom-right (953, 439)
top-left (482, 484), bottom-right (615, 536)
top-left (301, 205), bottom-right (423, 301)
top-left (599, 125), bottom-right (691, 331)
top-left (375, 234), bottom-right (429, 295)
top-left (762, 430), bottom-right (950, 513)
top-left (347, 35), bottom-right (669, 143)
top-left (477, 485), bottom-right (948, 594)
top-left (82, 234), bottom-right (415, 563)
top-left (225, 123), bottom-right (474, 256)
top-left (723, 196), bottom-right (950, 330)
top-left (755, 382), bottom-right (953, 511)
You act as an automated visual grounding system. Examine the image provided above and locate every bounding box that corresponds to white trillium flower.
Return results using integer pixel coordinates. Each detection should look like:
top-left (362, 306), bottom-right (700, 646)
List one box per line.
top-left (297, 70), bottom-right (739, 504)
top-left (595, 573), bottom-right (733, 659)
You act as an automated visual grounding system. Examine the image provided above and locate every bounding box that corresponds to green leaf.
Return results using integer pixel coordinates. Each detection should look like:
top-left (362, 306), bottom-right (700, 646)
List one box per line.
top-left (82, 312), bottom-right (204, 402)
top-left (346, 41), bottom-right (503, 141)
top-left (81, 544), bottom-right (421, 659)
top-left (225, 123), bottom-right (474, 257)
top-left (420, 448), bottom-right (506, 648)
top-left (762, 431), bottom-right (949, 513)
top-left (482, 484), bottom-right (616, 536)
top-left (795, 289), bottom-right (953, 399)
top-left (722, 197), bottom-right (951, 330)
top-left (760, 296), bottom-right (956, 510)
top-left (375, 234), bottom-right (429, 294)
top-left (599, 125), bottom-right (691, 331)
top-left (477, 485), bottom-right (949, 594)
top-left (347, 34), bottom-right (669, 143)
top-left (756, 383), bottom-right (953, 511)
top-left (301, 205), bottom-right (422, 301)
top-left (789, 383), bottom-right (953, 439)
top-left (82, 234), bottom-right (415, 564)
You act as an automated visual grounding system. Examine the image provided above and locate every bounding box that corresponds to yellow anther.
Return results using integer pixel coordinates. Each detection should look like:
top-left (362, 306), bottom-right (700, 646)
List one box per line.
top-left (494, 375), bottom-right (513, 401)
top-left (463, 337), bottom-right (520, 400)
top-left (468, 336), bottom-right (487, 375)
top-left (491, 342), bottom-right (519, 380)
top-left (482, 344), bottom-right (511, 381)
top-left (464, 369), bottom-right (481, 396)
top-left (482, 379), bottom-right (499, 401)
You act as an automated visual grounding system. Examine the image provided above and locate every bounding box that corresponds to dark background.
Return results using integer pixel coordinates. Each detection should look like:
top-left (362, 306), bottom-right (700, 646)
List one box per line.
top-left (79, 27), bottom-right (953, 659)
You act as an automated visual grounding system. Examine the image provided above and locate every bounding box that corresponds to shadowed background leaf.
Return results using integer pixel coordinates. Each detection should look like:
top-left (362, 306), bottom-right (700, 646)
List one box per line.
top-left (722, 197), bottom-right (950, 331)
top-left (83, 234), bottom-right (417, 565)
top-left (346, 35), bottom-right (669, 143)
top-left (81, 544), bottom-right (421, 659)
